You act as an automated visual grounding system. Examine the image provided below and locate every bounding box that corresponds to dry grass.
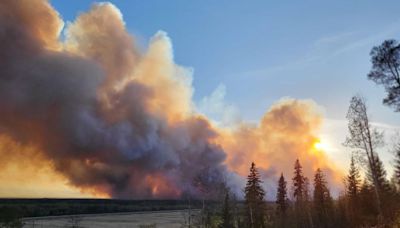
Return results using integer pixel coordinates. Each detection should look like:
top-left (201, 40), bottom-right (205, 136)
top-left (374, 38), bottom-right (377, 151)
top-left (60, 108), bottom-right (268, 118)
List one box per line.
top-left (22, 210), bottom-right (198, 228)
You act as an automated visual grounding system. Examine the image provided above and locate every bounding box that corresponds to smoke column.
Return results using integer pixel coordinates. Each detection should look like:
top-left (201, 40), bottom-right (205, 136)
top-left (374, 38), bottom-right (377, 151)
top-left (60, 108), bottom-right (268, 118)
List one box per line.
top-left (0, 0), bottom-right (342, 199)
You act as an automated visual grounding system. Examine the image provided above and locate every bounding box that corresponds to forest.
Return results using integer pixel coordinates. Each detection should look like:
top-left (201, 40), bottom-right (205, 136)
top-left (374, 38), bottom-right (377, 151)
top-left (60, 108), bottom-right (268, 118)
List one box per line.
top-left (183, 39), bottom-right (400, 228)
top-left (1, 5), bottom-right (400, 227)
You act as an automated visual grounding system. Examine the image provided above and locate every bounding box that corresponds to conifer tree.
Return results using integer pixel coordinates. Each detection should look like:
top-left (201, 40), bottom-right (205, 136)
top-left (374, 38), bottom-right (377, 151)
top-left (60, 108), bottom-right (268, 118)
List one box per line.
top-left (276, 173), bottom-right (288, 215)
top-left (359, 179), bottom-right (378, 224)
top-left (245, 162), bottom-right (266, 228)
top-left (367, 155), bottom-right (399, 222)
top-left (293, 159), bottom-right (305, 203)
top-left (345, 95), bottom-right (385, 219)
top-left (394, 143), bottom-right (400, 187)
top-left (220, 191), bottom-right (233, 228)
top-left (313, 168), bottom-right (333, 228)
top-left (346, 156), bottom-right (361, 226)
top-left (292, 159), bottom-right (309, 228)
top-left (276, 173), bottom-right (288, 227)
top-left (367, 155), bottom-right (390, 196)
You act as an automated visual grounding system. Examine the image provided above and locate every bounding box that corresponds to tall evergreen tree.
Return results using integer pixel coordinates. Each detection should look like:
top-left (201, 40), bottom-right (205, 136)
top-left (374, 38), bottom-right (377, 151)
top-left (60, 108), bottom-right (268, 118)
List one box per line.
top-left (276, 173), bottom-right (288, 215)
top-left (293, 159), bottom-right (305, 203)
top-left (394, 143), bottom-right (400, 187)
top-left (244, 162), bottom-right (266, 228)
top-left (313, 168), bottom-right (333, 228)
top-left (220, 191), bottom-right (233, 228)
top-left (359, 179), bottom-right (378, 225)
top-left (292, 159), bottom-right (309, 228)
top-left (346, 156), bottom-right (361, 226)
top-left (276, 173), bottom-right (288, 227)
top-left (367, 155), bottom-right (390, 196)
top-left (367, 155), bottom-right (399, 222)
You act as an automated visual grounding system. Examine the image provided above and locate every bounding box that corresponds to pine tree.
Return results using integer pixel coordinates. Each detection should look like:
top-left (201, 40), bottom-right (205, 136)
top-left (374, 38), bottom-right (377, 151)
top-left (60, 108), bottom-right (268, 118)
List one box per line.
top-left (276, 173), bottom-right (288, 227)
top-left (245, 162), bottom-right (266, 228)
top-left (293, 159), bottom-right (305, 204)
top-left (359, 179), bottom-right (378, 225)
top-left (367, 155), bottom-right (390, 196)
top-left (394, 143), bottom-right (400, 187)
top-left (368, 155), bottom-right (399, 222)
top-left (346, 156), bottom-right (361, 226)
top-left (220, 191), bottom-right (233, 228)
top-left (276, 173), bottom-right (288, 215)
top-left (292, 159), bottom-right (309, 228)
top-left (313, 168), bottom-right (333, 228)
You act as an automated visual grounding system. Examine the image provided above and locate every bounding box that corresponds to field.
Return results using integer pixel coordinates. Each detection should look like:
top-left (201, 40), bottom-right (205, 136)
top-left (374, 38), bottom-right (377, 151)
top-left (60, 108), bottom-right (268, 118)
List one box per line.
top-left (22, 210), bottom-right (198, 228)
top-left (0, 199), bottom-right (203, 217)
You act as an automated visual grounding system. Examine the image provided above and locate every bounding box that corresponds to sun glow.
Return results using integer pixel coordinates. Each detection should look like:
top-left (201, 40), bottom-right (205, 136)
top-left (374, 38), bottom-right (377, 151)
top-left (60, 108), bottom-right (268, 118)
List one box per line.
top-left (313, 140), bottom-right (329, 151)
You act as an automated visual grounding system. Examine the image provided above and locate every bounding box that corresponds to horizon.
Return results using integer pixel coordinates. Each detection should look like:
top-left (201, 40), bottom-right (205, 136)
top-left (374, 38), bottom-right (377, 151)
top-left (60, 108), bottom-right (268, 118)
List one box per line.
top-left (0, 0), bottom-right (399, 202)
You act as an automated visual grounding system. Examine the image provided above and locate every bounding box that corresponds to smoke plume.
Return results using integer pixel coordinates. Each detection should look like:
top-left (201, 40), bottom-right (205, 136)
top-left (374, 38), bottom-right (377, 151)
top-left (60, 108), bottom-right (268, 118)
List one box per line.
top-left (217, 99), bottom-right (342, 198)
top-left (0, 0), bottom-right (342, 199)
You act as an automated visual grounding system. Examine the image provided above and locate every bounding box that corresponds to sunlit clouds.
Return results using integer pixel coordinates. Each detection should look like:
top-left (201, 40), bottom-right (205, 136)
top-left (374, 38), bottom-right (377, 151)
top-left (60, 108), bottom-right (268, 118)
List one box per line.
top-left (0, 0), bottom-right (344, 199)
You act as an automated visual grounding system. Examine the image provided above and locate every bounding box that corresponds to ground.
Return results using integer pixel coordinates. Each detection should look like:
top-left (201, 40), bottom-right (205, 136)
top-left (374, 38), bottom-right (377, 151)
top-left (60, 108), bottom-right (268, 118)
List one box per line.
top-left (22, 210), bottom-right (198, 228)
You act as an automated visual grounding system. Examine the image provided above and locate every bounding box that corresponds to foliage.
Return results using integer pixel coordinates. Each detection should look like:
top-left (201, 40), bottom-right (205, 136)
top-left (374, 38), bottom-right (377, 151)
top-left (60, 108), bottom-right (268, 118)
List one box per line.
top-left (276, 173), bottom-right (288, 216)
top-left (0, 207), bottom-right (24, 228)
top-left (312, 169), bottom-right (333, 228)
top-left (368, 39), bottom-right (400, 111)
top-left (345, 156), bottom-right (361, 227)
top-left (394, 142), bottom-right (400, 187)
top-left (344, 95), bottom-right (385, 220)
top-left (220, 191), bottom-right (234, 228)
top-left (244, 162), bottom-right (266, 228)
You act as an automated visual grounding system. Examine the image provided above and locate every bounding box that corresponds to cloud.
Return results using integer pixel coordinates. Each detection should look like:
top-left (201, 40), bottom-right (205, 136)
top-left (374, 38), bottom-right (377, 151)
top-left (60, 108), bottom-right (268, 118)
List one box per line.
top-left (0, 0), bottom-right (344, 199)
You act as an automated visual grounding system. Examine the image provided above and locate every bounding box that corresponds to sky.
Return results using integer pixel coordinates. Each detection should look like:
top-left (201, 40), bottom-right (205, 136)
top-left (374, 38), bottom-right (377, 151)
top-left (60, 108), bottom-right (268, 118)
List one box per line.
top-left (2, 0), bottom-right (398, 198)
top-left (50, 0), bottom-right (400, 172)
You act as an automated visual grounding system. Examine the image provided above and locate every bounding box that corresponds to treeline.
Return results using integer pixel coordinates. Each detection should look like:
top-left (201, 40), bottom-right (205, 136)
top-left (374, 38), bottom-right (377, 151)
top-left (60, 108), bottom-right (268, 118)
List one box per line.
top-left (211, 39), bottom-right (400, 228)
top-left (0, 199), bottom-right (204, 217)
top-left (218, 156), bottom-right (400, 228)
top-left (212, 98), bottom-right (400, 228)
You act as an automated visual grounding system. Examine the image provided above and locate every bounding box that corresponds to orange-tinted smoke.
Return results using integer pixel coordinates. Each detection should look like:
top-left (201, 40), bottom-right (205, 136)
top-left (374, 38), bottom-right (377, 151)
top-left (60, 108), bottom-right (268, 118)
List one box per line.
top-left (0, 0), bottom-right (343, 199)
top-left (217, 98), bottom-right (343, 196)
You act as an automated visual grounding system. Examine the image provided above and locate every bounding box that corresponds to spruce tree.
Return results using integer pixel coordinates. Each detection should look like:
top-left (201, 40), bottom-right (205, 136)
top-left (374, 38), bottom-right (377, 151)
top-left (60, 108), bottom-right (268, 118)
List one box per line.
top-left (394, 143), bottom-right (400, 187)
top-left (359, 179), bottom-right (378, 224)
top-left (368, 155), bottom-right (399, 222)
top-left (220, 191), bottom-right (233, 228)
top-left (367, 155), bottom-right (390, 196)
top-left (276, 173), bottom-right (288, 227)
top-left (313, 168), bottom-right (333, 228)
top-left (346, 156), bottom-right (361, 226)
top-left (293, 159), bottom-right (305, 203)
top-left (245, 162), bottom-right (266, 228)
top-left (292, 159), bottom-right (308, 228)
top-left (276, 173), bottom-right (288, 215)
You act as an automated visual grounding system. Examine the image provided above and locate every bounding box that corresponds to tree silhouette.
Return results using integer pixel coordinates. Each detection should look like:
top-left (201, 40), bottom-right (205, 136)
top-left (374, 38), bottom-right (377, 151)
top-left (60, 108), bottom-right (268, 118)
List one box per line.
top-left (368, 39), bottom-right (400, 111)
top-left (344, 95), bottom-right (384, 220)
top-left (244, 162), bottom-right (266, 228)
top-left (313, 168), bottom-right (333, 228)
top-left (367, 155), bottom-right (390, 196)
top-left (293, 159), bottom-right (305, 204)
top-left (220, 191), bottom-right (233, 228)
top-left (276, 173), bottom-right (288, 215)
top-left (367, 155), bottom-right (399, 222)
top-left (292, 159), bottom-right (310, 228)
top-left (394, 142), bottom-right (400, 187)
top-left (346, 155), bottom-right (361, 226)
top-left (276, 173), bottom-right (288, 227)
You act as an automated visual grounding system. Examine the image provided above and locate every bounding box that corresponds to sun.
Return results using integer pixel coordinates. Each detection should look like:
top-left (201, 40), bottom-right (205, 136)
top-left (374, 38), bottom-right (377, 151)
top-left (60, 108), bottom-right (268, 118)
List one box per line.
top-left (313, 140), bottom-right (329, 151)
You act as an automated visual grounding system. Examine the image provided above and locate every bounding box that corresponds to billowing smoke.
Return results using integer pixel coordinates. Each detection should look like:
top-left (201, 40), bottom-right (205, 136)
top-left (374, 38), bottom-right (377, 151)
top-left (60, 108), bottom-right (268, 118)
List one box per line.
top-left (218, 99), bottom-right (342, 198)
top-left (0, 0), bottom-right (227, 199)
top-left (0, 0), bottom-right (342, 199)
